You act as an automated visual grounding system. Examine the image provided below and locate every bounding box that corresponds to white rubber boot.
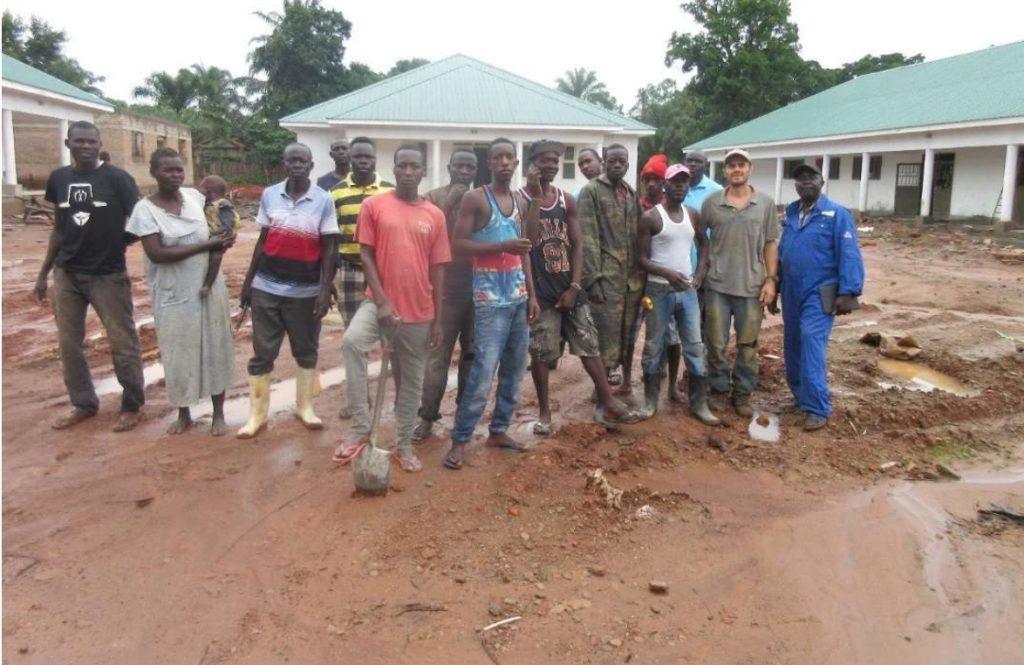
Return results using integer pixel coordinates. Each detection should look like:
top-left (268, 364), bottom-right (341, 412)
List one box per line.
top-left (236, 374), bottom-right (271, 439)
top-left (295, 367), bottom-right (324, 430)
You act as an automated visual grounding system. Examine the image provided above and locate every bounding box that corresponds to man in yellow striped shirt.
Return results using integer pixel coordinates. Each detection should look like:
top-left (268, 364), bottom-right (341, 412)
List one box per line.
top-left (331, 137), bottom-right (393, 419)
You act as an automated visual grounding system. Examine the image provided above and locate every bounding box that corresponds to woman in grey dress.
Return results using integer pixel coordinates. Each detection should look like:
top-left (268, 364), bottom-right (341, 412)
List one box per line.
top-left (127, 148), bottom-right (237, 435)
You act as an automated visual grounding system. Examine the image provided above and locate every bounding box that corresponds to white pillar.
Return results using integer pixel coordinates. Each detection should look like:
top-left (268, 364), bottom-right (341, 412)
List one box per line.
top-left (821, 154), bottom-right (831, 193)
top-left (774, 157), bottom-right (783, 203)
top-left (999, 144), bottom-right (1019, 224)
top-left (2, 109), bottom-right (17, 187)
top-left (59, 118), bottom-right (71, 166)
top-left (920, 148), bottom-right (935, 218)
top-left (431, 138), bottom-right (441, 189)
top-left (708, 160), bottom-right (716, 181)
top-left (514, 140), bottom-right (524, 189)
top-left (857, 151), bottom-right (870, 212)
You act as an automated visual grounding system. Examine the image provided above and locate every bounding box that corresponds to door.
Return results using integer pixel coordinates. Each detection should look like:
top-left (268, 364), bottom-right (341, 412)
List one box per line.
top-left (472, 146), bottom-right (491, 188)
top-left (1014, 150), bottom-right (1024, 223)
top-left (931, 153), bottom-right (955, 218)
top-left (894, 163), bottom-right (922, 217)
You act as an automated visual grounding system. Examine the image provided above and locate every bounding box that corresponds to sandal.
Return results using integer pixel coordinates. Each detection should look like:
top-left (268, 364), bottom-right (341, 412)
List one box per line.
top-left (532, 420), bottom-right (553, 436)
top-left (332, 440), bottom-right (366, 465)
top-left (594, 406), bottom-right (644, 427)
top-left (394, 450), bottom-right (423, 473)
top-left (443, 445), bottom-right (465, 470)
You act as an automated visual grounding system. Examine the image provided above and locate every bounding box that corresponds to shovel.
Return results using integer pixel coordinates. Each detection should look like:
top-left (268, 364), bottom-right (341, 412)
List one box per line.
top-left (353, 326), bottom-right (397, 496)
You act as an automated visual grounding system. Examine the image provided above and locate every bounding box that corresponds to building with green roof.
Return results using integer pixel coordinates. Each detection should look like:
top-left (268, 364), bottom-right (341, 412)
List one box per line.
top-left (687, 41), bottom-right (1023, 225)
top-left (281, 54), bottom-right (654, 190)
top-left (2, 54), bottom-right (114, 192)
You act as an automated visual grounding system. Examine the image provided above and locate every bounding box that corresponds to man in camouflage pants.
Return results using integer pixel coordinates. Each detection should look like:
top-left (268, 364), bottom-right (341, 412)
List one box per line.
top-left (577, 144), bottom-right (645, 396)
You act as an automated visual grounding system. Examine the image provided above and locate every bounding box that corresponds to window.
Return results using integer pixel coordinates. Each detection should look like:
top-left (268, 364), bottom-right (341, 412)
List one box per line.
top-left (521, 142), bottom-right (533, 176)
top-left (783, 159), bottom-right (804, 179)
top-left (815, 157), bottom-right (841, 180)
top-left (156, 136), bottom-right (166, 149)
top-left (852, 155), bottom-right (882, 180)
top-left (131, 132), bottom-right (144, 160)
top-left (563, 145), bottom-right (576, 179)
top-left (564, 146), bottom-right (575, 160)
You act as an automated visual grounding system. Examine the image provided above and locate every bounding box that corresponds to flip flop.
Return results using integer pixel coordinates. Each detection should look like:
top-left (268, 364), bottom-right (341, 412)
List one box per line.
top-left (593, 407), bottom-right (644, 427)
top-left (332, 441), bottom-right (366, 465)
top-left (394, 450), bottom-right (423, 473)
top-left (532, 420), bottom-right (553, 436)
top-left (443, 446), bottom-right (465, 470)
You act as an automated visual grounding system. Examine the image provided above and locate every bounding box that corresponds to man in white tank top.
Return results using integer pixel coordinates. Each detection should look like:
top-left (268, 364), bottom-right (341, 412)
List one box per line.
top-left (636, 164), bottom-right (720, 425)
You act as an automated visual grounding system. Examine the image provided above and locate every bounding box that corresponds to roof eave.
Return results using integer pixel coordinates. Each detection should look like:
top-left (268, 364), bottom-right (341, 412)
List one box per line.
top-left (2, 80), bottom-right (113, 113)
top-left (282, 118), bottom-right (654, 135)
top-left (687, 116), bottom-right (1024, 153)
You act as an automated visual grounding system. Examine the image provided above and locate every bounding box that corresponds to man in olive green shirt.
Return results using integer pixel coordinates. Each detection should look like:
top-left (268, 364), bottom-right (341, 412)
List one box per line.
top-left (700, 148), bottom-right (779, 416)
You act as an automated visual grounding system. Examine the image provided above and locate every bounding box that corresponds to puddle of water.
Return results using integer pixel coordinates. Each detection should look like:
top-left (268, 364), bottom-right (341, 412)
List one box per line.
top-left (94, 362), bottom-right (165, 396)
top-left (834, 319), bottom-right (879, 330)
top-left (748, 412), bottom-right (780, 443)
top-left (88, 314), bottom-right (156, 342)
top-left (877, 358), bottom-right (975, 397)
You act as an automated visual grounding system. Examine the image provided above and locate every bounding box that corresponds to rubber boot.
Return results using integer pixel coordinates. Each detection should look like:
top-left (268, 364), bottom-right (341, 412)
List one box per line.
top-left (687, 375), bottom-right (721, 426)
top-left (643, 373), bottom-right (662, 417)
top-left (295, 367), bottom-right (323, 430)
top-left (236, 374), bottom-right (271, 439)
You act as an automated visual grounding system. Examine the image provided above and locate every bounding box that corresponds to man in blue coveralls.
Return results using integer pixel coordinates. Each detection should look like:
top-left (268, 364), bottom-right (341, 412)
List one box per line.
top-left (779, 163), bottom-right (864, 431)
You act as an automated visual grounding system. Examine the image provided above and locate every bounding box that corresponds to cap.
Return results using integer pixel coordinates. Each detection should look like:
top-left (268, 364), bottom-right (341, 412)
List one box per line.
top-left (665, 163), bottom-right (691, 180)
top-left (791, 163), bottom-right (821, 178)
top-left (640, 154), bottom-right (668, 179)
top-left (527, 140), bottom-right (565, 161)
top-left (723, 148), bottom-right (751, 164)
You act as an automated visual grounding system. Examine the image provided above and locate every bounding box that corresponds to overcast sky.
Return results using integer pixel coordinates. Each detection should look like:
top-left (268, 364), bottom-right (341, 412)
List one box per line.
top-left (4, 0), bottom-right (1022, 111)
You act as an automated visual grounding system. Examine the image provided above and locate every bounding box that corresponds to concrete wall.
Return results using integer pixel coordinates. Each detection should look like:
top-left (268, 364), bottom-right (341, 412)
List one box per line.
top-left (292, 124), bottom-right (644, 192)
top-left (11, 120), bottom-right (61, 188)
top-left (949, 146), bottom-right (1005, 218)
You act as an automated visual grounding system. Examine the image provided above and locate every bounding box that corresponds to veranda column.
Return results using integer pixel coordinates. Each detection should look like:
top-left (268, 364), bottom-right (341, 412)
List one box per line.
top-left (919, 147), bottom-right (935, 220)
top-left (431, 138), bottom-right (441, 189)
top-left (707, 159), bottom-right (716, 182)
top-left (2, 109), bottom-right (17, 187)
top-left (774, 157), bottom-right (783, 203)
top-left (821, 154), bottom-right (831, 194)
top-left (857, 151), bottom-right (870, 215)
top-left (59, 119), bottom-right (71, 166)
top-left (998, 143), bottom-right (1020, 232)
top-left (514, 140), bottom-right (524, 189)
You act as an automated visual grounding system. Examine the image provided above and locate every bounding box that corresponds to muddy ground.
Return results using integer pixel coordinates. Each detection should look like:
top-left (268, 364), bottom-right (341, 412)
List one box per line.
top-left (3, 216), bottom-right (1024, 664)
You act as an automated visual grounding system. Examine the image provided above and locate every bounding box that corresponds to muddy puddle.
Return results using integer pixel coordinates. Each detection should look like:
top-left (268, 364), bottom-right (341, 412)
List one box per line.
top-left (877, 358), bottom-right (976, 397)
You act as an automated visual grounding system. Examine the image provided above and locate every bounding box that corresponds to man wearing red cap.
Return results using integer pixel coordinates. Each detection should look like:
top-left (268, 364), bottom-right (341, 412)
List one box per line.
top-left (639, 154), bottom-right (668, 211)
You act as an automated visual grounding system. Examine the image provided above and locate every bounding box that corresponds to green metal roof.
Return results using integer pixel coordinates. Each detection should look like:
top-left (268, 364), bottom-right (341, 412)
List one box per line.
top-left (689, 41), bottom-right (1024, 150)
top-left (282, 54), bottom-right (652, 132)
top-left (2, 53), bottom-right (112, 109)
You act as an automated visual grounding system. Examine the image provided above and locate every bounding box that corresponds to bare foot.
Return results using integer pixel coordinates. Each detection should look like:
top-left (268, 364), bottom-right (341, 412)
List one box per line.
top-left (112, 411), bottom-right (142, 432)
top-left (52, 408), bottom-right (95, 430)
top-left (166, 413), bottom-right (192, 435)
top-left (443, 444), bottom-right (466, 470)
top-left (486, 432), bottom-right (532, 452)
top-left (210, 415), bottom-right (230, 437)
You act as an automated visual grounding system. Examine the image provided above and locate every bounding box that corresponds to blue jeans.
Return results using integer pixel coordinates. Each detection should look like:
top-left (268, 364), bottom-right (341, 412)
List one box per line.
top-left (451, 302), bottom-right (529, 444)
top-left (704, 289), bottom-right (763, 397)
top-left (642, 283), bottom-right (705, 378)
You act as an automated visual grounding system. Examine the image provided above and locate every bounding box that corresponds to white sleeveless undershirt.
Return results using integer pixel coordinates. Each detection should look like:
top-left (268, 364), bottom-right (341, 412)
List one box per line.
top-left (648, 204), bottom-right (695, 285)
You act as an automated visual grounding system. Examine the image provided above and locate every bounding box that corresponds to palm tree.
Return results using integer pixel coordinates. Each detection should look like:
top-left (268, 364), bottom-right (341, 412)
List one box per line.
top-left (555, 68), bottom-right (619, 111)
top-left (132, 69), bottom-right (202, 114)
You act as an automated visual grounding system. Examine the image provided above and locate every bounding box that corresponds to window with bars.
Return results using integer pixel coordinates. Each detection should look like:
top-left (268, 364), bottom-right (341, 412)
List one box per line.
top-left (852, 156), bottom-right (882, 180)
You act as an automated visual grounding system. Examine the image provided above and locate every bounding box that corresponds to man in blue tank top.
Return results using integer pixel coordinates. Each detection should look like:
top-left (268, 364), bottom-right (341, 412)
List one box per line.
top-left (520, 142), bottom-right (641, 435)
top-left (443, 138), bottom-right (540, 470)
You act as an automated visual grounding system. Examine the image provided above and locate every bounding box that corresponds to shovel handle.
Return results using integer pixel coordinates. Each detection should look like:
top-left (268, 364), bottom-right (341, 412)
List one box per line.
top-left (367, 323), bottom-right (400, 445)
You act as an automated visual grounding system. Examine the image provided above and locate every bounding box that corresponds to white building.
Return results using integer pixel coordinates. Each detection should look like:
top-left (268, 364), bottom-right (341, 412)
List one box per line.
top-left (281, 54), bottom-right (653, 191)
top-left (688, 41), bottom-right (1024, 229)
top-left (2, 54), bottom-right (114, 194)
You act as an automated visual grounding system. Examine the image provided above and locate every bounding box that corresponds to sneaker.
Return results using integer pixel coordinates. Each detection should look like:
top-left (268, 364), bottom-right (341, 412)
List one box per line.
top-left (733, 396), bottom-right (754, 418)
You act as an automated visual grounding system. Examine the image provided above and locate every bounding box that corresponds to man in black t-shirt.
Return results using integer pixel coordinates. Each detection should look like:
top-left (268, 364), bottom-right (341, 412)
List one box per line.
top-left (35, 121), bottom-right (145, 432)
top-left (521, 141), bottom-right (639, 434)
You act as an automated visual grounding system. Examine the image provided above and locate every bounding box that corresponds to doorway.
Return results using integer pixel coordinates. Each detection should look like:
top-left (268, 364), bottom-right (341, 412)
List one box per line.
top-left (894, 163), bottom-right (922, 217)
top-left (931, 153), bottom-right (955, 218)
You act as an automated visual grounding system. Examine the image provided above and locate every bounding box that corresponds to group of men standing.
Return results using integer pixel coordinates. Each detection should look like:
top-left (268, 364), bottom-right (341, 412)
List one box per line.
top-left (37, 121), bottom-right (863, 473)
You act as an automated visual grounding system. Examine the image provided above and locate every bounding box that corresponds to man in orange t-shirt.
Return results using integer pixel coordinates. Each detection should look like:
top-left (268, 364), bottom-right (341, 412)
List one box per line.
top-left (333, 144), bottom-right (451, 473)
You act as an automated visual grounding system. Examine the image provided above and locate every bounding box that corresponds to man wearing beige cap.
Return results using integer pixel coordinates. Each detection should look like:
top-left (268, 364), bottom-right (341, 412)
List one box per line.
top-left (700, 148), bottom-right (779, 416)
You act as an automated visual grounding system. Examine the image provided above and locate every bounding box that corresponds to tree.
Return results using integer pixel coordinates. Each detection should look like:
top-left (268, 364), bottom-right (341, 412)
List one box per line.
top-left (630, 80), bottom-right (702, 166)
top-left (387, 58), bottom-right (429, 77)
top-left (2, 11), bottom-right (103, 93)
top-left (346, 61), bottom-right (384, 89)
top-left (556, 68), bottom-right (620, 111)
top-left (666, 0), bottom-right (810, 137)
top-left (248, 0), bottom-right (353, 119)
top-left (133, 69), bottom-right (203, 115)
top-left (830, 52), bottom-right (925, 86)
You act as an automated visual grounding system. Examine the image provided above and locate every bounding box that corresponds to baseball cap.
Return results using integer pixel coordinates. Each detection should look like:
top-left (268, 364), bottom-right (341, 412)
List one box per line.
top-left (724, 148), bottom-right (751, 164)
top-left (791, 163), bottom-right (821, 178)
top-left (665, 163), bottom-right (691, 180)
top-left (527, 140), bottom-right (565, 161)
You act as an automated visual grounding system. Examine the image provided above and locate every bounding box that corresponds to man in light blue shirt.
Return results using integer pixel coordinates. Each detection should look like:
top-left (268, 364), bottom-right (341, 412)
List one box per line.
top-left (683, 150), bottom-right (723, 268)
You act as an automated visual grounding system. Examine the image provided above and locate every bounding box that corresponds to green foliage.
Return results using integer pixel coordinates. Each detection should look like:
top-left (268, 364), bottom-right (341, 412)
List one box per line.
top-left (2, 10), bottom-right (104, 94)
top-left (556, 68), bottom-right (620, 112)
top-left (248, 0), bottom-right (354, 119)
top-left (830, 52), bottom-right (925, 85)
top-left (630, 80), bottom-right (702, 166)
top-left (387, 58), bottom-right (430, 77)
